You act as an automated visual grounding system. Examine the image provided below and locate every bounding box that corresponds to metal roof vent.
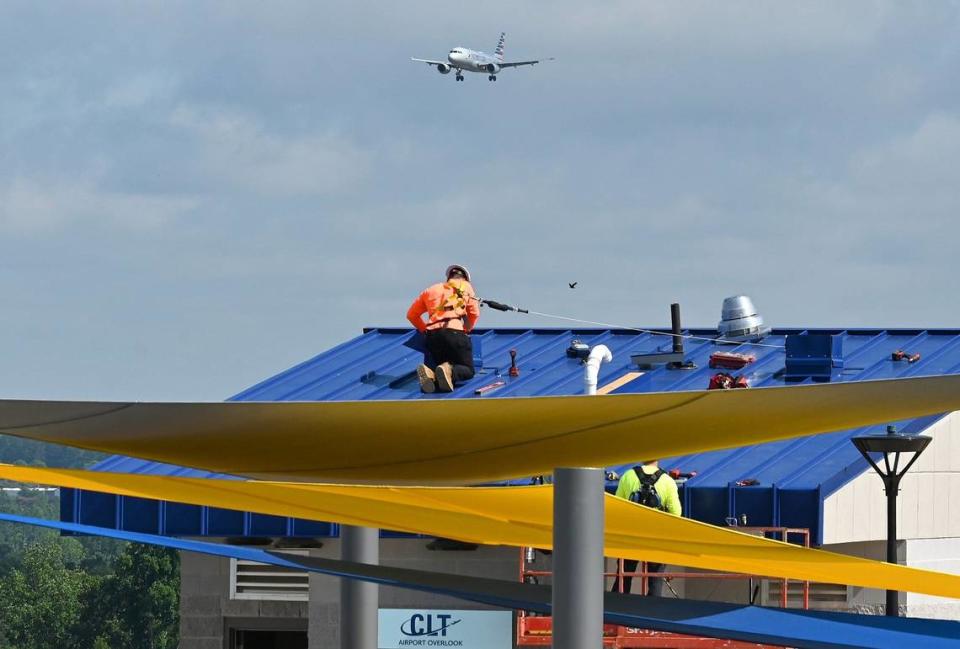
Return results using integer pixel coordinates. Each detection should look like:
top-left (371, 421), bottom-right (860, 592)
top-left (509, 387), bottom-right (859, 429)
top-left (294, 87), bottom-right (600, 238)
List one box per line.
top-left (717, 295), bottom-right (770, 342)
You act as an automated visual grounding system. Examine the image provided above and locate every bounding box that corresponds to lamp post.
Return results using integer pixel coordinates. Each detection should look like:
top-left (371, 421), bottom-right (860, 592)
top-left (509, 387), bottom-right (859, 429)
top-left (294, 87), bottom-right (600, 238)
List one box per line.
top-left (851, 425), bottom-right (931, 617)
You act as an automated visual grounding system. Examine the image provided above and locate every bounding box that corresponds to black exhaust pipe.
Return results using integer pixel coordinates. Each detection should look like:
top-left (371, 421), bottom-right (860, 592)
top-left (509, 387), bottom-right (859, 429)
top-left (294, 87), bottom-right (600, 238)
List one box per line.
top-left (671, 302), bottom-right (683, 355)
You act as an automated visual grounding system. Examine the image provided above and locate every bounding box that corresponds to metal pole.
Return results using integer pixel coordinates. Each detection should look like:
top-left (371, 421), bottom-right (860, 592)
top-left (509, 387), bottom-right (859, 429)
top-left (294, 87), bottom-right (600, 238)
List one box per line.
top-left (340, 525), bottom-right (379, 649)
top-left (553, 467), bottom-right (605, 649)
top-left (670, 303), bottom-right (683, 355)
top-left (852, 428), bottom-right (929, 618)
top-left (885, 477), bottom-right (899, 617)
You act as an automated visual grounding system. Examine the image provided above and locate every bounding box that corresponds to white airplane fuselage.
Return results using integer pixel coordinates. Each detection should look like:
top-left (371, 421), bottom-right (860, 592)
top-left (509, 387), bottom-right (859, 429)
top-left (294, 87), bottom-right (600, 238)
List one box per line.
top-left (446, 47), bottom-right (501, 75)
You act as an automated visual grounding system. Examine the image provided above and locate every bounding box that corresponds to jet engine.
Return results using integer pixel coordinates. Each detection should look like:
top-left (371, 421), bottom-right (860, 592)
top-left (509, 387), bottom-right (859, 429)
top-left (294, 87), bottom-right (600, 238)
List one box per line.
top-left (436, 64), bottom-right (451, 74)
top-left (485, 63), bottom-right (501, 74)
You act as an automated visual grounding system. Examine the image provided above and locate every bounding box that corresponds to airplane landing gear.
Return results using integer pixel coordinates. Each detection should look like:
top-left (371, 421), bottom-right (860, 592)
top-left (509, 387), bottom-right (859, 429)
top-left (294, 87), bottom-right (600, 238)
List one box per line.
top-left (455, 74), bottom-right (464, 81)
top-left (488, 75), bottom-right (497, 81)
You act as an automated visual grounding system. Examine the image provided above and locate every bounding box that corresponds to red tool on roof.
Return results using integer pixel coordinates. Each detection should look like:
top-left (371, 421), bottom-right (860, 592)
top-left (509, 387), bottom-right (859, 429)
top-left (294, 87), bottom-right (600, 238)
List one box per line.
top-left (892, 350), bottom-right (921, 363)
top-left (474, 380), bottom-right (506, 396)
top-left (708, 373), bottom-right (749, 390)
top-left (509, 349), bottom-right (520, 377)
top-left (668, 469), bottom-right (697, 486)
top-left (709, 351), bottom-right (756, 370)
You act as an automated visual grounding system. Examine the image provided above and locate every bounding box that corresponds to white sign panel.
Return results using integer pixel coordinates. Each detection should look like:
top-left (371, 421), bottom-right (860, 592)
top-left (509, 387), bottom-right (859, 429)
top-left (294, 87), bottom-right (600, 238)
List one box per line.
top-left (378, 609), bottom-right (512, 649)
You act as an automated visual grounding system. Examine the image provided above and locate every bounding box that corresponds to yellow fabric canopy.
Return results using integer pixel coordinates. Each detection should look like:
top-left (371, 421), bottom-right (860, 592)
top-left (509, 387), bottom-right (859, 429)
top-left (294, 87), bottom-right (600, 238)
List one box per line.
top-left (4, 464), bottom-right (960, 600)
top-left (1, 374), bottom-right (960, 483)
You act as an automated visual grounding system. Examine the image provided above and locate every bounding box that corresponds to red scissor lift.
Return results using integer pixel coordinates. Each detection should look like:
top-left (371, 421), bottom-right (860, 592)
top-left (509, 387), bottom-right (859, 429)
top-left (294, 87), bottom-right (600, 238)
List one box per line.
top-left (517, 527), bottom-right (811, 648)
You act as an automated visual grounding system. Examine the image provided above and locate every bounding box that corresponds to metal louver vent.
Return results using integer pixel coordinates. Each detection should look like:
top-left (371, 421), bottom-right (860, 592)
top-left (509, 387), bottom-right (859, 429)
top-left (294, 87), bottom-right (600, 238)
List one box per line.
top-left (717, 295), bottom-right (770, 342)
top-left (230, 551), bottom-right (309, 601)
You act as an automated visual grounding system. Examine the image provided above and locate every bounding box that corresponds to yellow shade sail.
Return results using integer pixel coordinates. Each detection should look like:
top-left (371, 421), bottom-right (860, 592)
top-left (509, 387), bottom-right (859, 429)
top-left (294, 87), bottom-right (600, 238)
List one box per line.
top-left (4, 464), bottom-right (960, 600)
top-left (1, 374), bottom-right (960, 483)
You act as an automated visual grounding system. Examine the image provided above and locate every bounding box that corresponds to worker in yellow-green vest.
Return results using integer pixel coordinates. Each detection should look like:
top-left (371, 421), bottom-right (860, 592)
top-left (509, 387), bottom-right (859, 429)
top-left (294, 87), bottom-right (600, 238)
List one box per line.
top-left (611, 460), bottom-right (681, 596)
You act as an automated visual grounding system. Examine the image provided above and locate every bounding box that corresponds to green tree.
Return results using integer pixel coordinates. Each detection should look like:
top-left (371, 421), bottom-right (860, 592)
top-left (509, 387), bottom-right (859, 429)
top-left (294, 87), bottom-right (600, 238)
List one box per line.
top-left (78, 544), bottom-right (180, 649)
top-left (0, 434), bottom-right (104, 468)
top-left (0, 539), bottom-right (96, 649)
top-left (0, 492), bottom-right (125, 578)
top-left (0, 439), bottom-right (173, 647)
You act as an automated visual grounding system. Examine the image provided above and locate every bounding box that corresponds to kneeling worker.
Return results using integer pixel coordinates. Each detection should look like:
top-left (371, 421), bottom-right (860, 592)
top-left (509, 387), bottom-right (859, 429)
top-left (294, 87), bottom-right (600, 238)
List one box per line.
top-left (611, 459), bottom-right (681, 596)
top-left (406, 264), bottom-right (480, 393)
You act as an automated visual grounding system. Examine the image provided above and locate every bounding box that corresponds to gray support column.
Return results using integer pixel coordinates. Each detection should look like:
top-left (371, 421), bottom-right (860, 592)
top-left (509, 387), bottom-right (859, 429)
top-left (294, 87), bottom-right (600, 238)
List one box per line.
top-left (552, 467), bottom-right (605, 649)
top-left (340, 525), bottom-right (379, 649)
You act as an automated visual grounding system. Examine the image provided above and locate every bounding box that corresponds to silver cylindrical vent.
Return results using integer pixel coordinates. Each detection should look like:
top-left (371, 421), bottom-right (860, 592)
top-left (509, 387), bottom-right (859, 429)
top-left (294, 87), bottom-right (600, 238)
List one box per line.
top-left (718, 295), bottom-right (770, 341)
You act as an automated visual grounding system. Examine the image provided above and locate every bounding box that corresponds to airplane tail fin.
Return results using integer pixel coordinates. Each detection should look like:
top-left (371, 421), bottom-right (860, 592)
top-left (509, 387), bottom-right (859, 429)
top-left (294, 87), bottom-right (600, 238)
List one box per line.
top-left (494, 32), bottom-right (505, 61)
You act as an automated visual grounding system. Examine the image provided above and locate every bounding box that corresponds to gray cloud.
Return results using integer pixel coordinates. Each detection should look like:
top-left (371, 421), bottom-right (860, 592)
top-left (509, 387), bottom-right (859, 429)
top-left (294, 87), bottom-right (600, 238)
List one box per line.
top-left (0, 1), bottom-right (958, 400)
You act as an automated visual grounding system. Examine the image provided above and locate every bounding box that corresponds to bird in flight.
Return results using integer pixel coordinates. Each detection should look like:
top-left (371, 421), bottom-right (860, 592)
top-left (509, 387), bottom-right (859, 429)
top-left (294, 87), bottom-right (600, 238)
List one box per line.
top-left (568, 282), bottom-right (578, 289)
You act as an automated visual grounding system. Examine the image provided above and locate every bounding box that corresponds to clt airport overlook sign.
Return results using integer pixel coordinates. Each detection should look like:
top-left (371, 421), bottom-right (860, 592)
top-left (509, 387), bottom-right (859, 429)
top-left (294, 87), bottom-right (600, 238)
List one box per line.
top-left (378, 609), bottom-right (512, 648)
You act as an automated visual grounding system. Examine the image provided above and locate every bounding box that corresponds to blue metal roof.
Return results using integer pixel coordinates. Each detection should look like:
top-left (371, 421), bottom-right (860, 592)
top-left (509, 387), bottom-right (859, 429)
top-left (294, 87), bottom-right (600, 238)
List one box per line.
top-left (63, 327), bottom-right (960, 544)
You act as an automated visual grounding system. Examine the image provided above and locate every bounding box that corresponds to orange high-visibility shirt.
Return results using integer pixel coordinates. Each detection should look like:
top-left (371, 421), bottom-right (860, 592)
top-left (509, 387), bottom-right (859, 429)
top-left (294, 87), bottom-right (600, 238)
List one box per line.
top-left (406, 280), bottom-right (480, 334)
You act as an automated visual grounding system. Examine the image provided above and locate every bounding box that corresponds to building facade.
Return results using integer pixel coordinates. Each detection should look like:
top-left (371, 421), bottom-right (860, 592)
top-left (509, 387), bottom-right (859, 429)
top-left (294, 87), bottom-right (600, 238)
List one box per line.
top-left (60, 327), bottom-right (960, 647)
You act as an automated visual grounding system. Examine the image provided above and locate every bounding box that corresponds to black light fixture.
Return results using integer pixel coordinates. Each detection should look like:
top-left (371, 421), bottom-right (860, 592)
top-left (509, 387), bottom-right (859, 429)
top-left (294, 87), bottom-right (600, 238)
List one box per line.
top-left (851, 425), bottom-right (931, 617)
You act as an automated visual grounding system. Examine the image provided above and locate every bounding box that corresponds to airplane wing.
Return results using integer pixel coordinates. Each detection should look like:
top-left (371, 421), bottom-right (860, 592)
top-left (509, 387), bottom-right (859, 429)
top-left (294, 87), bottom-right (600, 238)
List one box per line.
top-left (499, 58), bottom-right (553, 68)
top-left (411, 58), bottom-right (450, 67)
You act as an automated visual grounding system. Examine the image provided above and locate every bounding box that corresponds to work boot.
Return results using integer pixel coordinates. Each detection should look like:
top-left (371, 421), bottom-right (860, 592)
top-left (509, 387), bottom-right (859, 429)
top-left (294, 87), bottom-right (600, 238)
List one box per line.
top-left (417, 364), bottom-right (436, 393)
top-left (436, 363), bottom-right (455, 392)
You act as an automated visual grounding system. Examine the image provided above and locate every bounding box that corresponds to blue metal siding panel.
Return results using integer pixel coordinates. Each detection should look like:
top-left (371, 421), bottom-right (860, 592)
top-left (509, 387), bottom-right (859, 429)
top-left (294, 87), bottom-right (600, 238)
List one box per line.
top-left (778, 488), bottom-right (824, 545)
top-left (206, 507), bottom-right (245, 536)
top-left (731, 486), bottom-right (776, 528)
top-left (60, 488), bottom-right (76, 523)
top-left (291, 519), bottom-right (337, 537)
top-left (121, 497), bottom-right (161, 534)
top-left (78, 491), bottom-right (119, 529)
top-left (164, 503), bottom-right (204, 536)
top-left (249, 513), bottom-right (289, 537)
top-left (687, 487), bottom-right (731, 526)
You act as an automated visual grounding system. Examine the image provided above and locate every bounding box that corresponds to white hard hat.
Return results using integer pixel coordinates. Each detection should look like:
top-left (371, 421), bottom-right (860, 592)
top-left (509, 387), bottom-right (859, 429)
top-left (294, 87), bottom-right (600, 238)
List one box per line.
top-left (445, 264), bottom-right (471, 281)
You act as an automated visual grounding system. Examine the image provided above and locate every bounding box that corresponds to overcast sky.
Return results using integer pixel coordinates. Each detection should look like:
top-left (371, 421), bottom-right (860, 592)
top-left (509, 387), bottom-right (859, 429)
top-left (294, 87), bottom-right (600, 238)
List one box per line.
top-left (1, 2), bottom-right (958, 401)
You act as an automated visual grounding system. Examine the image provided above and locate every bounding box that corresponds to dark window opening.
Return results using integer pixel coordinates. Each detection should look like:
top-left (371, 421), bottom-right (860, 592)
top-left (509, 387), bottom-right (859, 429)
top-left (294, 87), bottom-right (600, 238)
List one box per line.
top-left (229, 629), bottom-right (308, 649)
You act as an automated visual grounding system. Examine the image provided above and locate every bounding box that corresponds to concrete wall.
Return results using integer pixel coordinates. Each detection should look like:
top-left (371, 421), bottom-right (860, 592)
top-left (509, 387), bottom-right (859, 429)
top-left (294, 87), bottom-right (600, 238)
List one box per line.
top-left (179, 550), bottom-right (309, 649)
top-left (812, 538), bottom-right (960, 619)
top-left (177, 539), bottom-right (519, 649)
top-left (822, 540), bottom-right (898, 615)
top-left (905, 538), bottom-right (960, 620)
top-left (308, 538), bottom-right (520, 649)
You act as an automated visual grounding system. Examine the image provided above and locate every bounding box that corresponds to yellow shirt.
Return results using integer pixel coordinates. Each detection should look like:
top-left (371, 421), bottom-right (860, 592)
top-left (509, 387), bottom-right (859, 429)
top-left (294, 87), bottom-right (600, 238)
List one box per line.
top-left (614, 465), bottom-right (682, 516)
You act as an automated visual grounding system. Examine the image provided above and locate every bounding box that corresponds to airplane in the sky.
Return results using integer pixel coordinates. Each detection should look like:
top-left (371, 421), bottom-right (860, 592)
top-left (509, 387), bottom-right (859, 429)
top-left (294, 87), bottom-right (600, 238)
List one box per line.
top-left (412, 33), bottom-right (550, 82)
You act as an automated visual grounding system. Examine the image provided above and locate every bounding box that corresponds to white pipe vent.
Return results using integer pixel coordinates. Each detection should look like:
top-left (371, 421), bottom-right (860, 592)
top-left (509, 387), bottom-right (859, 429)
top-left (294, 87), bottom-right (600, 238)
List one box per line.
top-left (583, 345), bottom-right (613, 395)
